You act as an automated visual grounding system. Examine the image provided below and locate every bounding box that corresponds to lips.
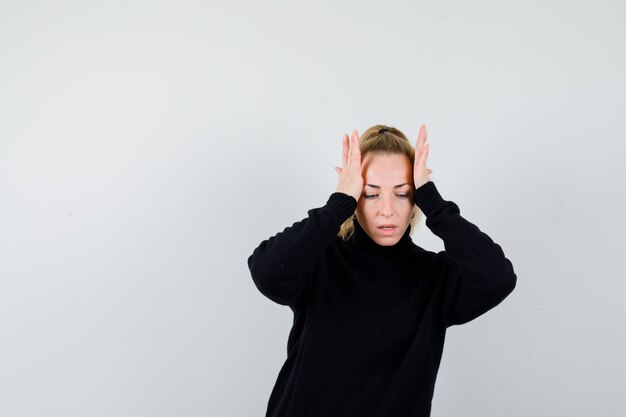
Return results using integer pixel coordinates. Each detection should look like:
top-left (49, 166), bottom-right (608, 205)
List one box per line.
top-left (378, 224), bottom-right (397, 229)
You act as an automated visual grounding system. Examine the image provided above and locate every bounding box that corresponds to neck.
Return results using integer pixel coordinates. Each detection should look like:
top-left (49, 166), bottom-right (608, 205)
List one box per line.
top-left (350, 218), bottom-right (413, 257)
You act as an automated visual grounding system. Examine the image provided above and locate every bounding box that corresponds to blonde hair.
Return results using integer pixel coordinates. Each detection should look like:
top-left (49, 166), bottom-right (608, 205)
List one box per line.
top-left (337, 124), bottom-right (422, 241)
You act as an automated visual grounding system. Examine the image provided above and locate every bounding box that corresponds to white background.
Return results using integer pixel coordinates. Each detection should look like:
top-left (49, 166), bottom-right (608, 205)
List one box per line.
top-left (1, 0), bottom-right (625, 416)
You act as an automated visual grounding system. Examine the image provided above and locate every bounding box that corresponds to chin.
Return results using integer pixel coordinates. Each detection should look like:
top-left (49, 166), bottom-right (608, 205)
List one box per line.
top-left (374, 237), bottom-right (400, 246)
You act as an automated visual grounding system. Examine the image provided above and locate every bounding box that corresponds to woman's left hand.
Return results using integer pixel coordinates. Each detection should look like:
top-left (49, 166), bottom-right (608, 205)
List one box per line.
top-left (413, 124), bottom-right (433, 189)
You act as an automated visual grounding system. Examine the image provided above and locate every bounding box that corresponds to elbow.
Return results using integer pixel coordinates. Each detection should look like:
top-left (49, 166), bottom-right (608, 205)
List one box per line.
top-left (247, 253), bottom-right (298, 307)
top-left (248, 251), bottom-right (281, 297)
top-left (486, 259), bottom-right (517, 302)
top-left (247, 252), bottom-right (266, 289)
top-left (504, 271), bottom-right (517, 296)
top-left (477, 259), bottom-right (517, 299)
top-left (483, 271), bottom-right (516, 304)
top-left (499, 259), bottom-right (517, 298)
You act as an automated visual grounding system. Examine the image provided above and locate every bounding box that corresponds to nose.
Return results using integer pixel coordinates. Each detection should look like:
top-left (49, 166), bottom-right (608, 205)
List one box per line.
top-left (381, 195), bottom-right (393, 217)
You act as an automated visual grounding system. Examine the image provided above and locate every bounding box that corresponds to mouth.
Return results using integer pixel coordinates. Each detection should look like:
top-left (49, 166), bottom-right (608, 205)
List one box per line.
top-left (377, 224), bottom-right (398, 231)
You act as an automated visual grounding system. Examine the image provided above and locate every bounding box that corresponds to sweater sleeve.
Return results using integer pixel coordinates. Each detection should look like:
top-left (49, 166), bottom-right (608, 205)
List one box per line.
top-left (413, 181), bottom-right (517, 327)
top-left (247, 192), bottom-right (357, 308)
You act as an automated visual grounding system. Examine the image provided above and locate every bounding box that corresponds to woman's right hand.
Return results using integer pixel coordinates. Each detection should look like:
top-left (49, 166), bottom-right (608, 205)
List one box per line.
top-left (334, 130), bottom-right (363, 202)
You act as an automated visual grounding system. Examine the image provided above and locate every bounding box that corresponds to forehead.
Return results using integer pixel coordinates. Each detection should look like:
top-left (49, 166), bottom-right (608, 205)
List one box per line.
top-left (362, 153), bottom-right (412, 184)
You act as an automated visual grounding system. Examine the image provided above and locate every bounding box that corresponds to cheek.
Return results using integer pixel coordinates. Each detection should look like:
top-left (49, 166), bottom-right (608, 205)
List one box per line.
top-left (397, 201), bottom-right (415, 218)
top-left (394, 198), bottom-right (413, 209)
top-left (356, 204), bottom-right (374, 220)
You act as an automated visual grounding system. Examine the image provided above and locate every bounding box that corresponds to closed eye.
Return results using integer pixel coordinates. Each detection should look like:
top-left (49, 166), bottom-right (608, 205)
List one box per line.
top-left (364, 194), bottom-right (409, 199)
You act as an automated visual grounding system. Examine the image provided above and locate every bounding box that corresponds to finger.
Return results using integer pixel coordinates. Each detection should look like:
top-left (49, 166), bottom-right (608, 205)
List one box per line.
top-left (347, 131), bottom-right (354, 169)
top-left (421, 144), bottom-right (430, 167)
top-left (349, 137), bottom-right (361, 175)
top-left (415, 143), bottom-right (428, 172)
top-left (348, 130), bottom-right (357, 169)
top-left (420, 125), bottom-right (428, 154)
top-left (352, 131), bottom-right (361, 165)
top-left (415, 125), bottom-right (425, 161)
top-left (342, 134), bottom-right (348, 168)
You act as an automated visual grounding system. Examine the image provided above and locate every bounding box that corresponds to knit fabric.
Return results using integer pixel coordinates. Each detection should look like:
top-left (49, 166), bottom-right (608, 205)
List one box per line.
top-left (247, 181), bottom-right (517, 417)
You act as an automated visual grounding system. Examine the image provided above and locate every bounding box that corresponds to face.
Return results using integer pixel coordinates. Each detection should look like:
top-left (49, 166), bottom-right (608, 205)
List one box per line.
top-left (355, 153), bottom-right (415, 246)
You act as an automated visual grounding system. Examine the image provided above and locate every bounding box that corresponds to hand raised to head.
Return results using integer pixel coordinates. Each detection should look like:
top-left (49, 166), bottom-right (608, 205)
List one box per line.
top-left (414, 124), bottom-right (433, 189)
top-left (334, 130), bottom-right (364, 202)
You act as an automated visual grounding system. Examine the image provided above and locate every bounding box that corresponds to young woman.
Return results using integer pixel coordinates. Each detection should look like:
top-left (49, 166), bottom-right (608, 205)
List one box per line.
top-left (247, 124), bottom-right (517, 417)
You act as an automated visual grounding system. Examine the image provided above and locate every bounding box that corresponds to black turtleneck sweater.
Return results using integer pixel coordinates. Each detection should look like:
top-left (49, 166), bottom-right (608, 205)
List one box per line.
top-left (247, 181), bottom-right (517, 417)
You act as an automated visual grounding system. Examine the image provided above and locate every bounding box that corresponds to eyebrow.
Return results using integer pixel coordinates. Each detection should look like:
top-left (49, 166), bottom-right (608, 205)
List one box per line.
top-left (364, 183), bottom-right (411, 189)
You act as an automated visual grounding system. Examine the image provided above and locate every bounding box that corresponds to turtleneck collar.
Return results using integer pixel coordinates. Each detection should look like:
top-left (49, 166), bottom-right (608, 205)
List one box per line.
top-left (349, 217), bottom-right (413, 257)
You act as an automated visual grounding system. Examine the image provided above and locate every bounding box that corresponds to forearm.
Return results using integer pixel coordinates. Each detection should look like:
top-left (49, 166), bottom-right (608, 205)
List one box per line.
top-left (247, 192), bottom-right (357, 306)
top-left (414, 181), bottom-right (517, 324)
